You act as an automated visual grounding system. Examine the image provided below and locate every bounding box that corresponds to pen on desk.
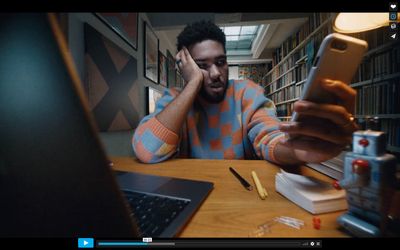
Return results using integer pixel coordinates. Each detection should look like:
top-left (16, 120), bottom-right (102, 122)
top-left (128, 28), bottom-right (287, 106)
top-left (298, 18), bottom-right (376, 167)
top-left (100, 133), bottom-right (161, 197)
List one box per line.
top-left (251, 170), bottom-right (268, 200)
top-left (229, 167), bottom-right (253, 191)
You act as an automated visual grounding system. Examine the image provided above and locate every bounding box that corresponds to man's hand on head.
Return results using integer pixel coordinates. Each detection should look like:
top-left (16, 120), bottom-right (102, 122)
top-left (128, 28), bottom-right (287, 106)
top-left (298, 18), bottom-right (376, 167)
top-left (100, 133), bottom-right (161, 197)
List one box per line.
top-left (175, 47), bottom-right (206, 92)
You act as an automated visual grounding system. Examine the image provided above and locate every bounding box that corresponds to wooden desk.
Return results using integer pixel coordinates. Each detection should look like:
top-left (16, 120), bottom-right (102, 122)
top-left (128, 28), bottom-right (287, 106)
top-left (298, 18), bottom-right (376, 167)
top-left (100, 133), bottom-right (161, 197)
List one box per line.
top-left (111, 157), bottom-right (349, 237)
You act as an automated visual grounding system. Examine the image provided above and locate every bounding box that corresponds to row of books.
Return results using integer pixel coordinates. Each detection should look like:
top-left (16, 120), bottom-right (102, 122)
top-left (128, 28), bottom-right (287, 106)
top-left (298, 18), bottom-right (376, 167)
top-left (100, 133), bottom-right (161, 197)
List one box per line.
top-left (263, 58), bottom-right (309, 95)
top-left (272, 13), bottom-right (332, 65)
top-left (265, 28), bottom-right (332, 96)
top-left (352, 43), bottom-right (400, 83)
top-left (274, 79), bottom-right (305, 117)
top-left (276, 102), bottom-right (294, 118)
top-left (348, 26), bottom-right (395, 52)
top-left (380, 119), bottom-right (400, 148)
top-left (264, 71), bottom-right (296, 94)
top-left (355, 79), bottom-right (400, 115)
top-left (264, 57), bottom-right (296, 84)
top-left (294, 61), bottom-right (309, 83)
top-left (269, 83), bottom-right (301, 105)
top-left (266, 37), bottom-right (314, 85)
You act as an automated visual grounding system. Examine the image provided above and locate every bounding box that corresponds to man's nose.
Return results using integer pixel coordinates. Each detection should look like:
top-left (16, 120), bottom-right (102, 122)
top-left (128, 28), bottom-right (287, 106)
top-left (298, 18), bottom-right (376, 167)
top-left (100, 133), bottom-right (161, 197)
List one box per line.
top-left (209, 64), bottom-right (221, 80)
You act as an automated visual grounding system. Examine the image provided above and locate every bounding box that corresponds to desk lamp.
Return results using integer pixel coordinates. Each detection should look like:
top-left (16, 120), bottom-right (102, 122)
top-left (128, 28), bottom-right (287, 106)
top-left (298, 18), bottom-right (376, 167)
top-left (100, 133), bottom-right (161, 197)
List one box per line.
top-left (333, 13), bottom-right (393, 33)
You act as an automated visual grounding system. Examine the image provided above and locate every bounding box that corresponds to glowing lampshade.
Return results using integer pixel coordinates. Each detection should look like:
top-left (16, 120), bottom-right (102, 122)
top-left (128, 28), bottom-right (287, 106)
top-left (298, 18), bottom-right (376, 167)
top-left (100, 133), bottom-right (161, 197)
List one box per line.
top-left (333, 13), bottom-right (393, 33)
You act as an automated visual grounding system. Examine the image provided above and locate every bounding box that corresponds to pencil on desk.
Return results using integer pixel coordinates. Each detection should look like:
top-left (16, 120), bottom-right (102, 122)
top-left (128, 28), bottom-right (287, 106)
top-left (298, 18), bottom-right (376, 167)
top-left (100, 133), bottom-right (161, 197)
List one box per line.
top-left (263, 187), bottom-right (268, 197)
top-left (251, 170), bottom-right (268, 200)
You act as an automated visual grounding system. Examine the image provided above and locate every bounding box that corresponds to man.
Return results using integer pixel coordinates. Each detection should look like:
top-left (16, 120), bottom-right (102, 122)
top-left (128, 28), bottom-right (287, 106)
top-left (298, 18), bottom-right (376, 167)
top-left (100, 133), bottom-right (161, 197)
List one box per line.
top-left (132, 20), bottom-right (357, 165)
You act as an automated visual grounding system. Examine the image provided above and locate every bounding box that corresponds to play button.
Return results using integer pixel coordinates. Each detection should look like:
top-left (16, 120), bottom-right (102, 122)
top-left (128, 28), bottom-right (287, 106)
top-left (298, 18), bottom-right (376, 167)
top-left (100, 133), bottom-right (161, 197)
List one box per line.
top-left (78, 238), bottom-right (94, 248)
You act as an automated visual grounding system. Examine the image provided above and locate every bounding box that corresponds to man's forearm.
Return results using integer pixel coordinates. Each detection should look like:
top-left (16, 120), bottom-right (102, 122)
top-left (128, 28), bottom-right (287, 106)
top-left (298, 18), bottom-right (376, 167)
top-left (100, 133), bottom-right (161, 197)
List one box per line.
top-left (273, 142), bottom-right (304, 165)
top-left (156, 80), bottom-right (201, 134)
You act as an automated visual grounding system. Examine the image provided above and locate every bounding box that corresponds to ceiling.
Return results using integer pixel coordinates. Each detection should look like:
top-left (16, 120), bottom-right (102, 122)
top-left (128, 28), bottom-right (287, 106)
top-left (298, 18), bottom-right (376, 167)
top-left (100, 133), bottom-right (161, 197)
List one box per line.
top-left (147, 13), bottom-right (310, 64)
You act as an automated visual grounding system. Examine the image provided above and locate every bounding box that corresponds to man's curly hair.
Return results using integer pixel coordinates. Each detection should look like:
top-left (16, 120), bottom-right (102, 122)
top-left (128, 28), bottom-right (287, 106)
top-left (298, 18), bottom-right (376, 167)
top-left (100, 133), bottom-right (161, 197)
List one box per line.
top-left (177, 20), bottom-right (226, 53)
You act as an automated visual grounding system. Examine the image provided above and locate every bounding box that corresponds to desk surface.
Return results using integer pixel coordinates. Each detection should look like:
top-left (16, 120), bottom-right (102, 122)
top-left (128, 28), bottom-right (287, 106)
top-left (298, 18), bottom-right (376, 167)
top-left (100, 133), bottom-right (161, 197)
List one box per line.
top-left (111, 157), bottom-right (349, 237)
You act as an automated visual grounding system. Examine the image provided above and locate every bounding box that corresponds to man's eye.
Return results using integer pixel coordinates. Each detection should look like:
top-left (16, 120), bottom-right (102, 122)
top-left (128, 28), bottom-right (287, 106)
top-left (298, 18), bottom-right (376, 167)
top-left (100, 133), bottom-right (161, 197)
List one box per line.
top-left (216, 59), bottom-right (226, 66)
top-left (197, 64), bottom-right (207, 69)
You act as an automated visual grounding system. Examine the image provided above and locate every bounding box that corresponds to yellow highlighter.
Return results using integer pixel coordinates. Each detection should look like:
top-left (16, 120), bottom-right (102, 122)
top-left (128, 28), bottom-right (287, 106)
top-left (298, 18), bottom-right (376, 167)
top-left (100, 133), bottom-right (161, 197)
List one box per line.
top-left (251, 171), bottom-right (268, 200)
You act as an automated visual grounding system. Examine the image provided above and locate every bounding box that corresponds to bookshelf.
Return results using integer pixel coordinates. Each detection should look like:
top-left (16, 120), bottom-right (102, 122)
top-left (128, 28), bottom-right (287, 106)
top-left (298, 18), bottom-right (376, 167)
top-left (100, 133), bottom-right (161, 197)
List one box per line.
top-left (263, 13), bottom-right (334, 123)
top-left (349, 29), bottom-right (400, 156)
top-left (263, 13), bottom-right (400, 157)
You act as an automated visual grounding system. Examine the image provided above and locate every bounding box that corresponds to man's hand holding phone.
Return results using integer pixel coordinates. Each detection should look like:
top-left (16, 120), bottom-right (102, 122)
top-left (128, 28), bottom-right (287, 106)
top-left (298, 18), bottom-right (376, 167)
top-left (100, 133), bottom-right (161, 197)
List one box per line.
top-left (277, 33), bottom-right (367, 163)
top-left (279, 79), bottom-right (358, 163)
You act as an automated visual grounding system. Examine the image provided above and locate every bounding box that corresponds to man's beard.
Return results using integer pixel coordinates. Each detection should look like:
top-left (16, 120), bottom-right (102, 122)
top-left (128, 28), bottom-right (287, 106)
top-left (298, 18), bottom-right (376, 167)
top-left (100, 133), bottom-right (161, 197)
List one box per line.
top-left (199, 80), bottom-right (228, 103)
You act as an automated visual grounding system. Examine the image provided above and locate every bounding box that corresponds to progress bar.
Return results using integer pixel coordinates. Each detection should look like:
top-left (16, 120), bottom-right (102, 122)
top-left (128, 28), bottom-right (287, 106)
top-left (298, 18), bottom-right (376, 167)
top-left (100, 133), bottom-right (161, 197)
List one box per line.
top-left (94, 239), bottom-right (322, 248)
top-left (97, 242), bottom-right (175, 247)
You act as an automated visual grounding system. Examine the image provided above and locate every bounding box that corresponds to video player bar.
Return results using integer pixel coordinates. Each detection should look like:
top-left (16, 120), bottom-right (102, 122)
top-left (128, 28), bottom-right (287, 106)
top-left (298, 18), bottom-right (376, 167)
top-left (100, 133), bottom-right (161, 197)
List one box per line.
top-left (89, 239), bottom-right (322, 248)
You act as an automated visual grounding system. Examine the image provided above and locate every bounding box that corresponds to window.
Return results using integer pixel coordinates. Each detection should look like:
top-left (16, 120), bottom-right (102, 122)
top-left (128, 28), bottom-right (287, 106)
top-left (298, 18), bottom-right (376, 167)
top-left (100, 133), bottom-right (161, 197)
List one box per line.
top-left (220, 25), bottom-right (260, 51)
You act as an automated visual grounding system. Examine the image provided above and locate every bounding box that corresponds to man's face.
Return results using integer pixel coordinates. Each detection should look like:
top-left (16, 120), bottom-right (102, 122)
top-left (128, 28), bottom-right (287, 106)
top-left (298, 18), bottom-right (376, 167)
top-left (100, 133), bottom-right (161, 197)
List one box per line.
top-left (188, 40), bottom-right (228, 103)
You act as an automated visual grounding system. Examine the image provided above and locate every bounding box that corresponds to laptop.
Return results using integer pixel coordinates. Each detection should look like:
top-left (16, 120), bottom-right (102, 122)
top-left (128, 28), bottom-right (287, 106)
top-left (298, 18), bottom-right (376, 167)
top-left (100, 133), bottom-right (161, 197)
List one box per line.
top-left (0, 13), bottom-right (213, 237)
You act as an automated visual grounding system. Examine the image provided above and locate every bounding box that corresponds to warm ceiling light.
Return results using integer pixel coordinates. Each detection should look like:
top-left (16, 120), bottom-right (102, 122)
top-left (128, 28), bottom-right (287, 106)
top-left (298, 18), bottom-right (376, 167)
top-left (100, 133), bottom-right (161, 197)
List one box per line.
top-left (333, 13), bottom-right (392, 33)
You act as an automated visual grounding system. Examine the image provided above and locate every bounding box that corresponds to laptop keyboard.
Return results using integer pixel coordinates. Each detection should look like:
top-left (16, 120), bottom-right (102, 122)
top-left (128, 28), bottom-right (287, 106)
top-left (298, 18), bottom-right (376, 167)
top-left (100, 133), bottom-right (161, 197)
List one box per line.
top-left (122, 190), bottom-right (191, 237)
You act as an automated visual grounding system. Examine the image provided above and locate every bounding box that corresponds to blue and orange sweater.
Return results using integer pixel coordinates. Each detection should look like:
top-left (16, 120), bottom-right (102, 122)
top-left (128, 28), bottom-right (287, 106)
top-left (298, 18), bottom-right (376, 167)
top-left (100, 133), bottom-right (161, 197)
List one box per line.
top-left (132, 79), bottom-right (285, 163)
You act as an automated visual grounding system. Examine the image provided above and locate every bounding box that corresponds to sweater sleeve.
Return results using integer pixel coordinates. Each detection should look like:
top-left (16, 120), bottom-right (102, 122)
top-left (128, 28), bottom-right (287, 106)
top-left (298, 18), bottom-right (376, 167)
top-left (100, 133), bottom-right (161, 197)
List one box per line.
top-left (244, 82), bottom-right (285, 164)
top-left (132, 88), bottom-right (180, 163)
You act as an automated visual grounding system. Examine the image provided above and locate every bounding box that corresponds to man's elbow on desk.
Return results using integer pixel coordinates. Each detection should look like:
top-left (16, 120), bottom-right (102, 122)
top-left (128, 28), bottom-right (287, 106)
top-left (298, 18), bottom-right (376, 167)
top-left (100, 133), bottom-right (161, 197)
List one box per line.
top-left (132, 142), bottom-right (177, 164)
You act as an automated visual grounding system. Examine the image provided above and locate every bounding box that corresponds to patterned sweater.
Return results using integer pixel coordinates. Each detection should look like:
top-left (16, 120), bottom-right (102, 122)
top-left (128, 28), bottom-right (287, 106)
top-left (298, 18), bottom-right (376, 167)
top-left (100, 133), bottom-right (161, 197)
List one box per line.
top-left (132, 79), bottom-right (285, 163)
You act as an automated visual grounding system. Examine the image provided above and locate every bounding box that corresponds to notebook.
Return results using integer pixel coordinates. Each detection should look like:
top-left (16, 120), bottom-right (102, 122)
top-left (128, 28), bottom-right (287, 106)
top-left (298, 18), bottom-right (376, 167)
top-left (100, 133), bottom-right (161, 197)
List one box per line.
top-left (275, 170), bottom-right (348, 214)
top-left (0, 13), bottom-right (213, 237)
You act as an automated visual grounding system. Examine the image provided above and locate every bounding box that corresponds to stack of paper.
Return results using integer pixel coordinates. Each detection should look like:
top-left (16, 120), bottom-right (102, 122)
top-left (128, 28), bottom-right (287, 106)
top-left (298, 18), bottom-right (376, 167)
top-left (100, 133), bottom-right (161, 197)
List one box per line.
top-left (275, 170), bottom-right (348, 214)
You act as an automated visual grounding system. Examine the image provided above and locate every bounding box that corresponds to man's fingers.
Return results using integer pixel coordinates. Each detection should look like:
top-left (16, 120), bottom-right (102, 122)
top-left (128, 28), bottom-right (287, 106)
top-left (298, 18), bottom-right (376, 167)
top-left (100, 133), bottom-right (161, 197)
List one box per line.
top-left (180, 48), bottom-right (188, 65)
top-left (321, 79), bottom-right (356, 114)
top-left (294, 101), bottom-right (353, 128)
top-left (280, 136), bottom-right (343, 155)
top-left (175, 49), bottom-right (183, 62)
top-left (279, 121), bottom-right (352, 145)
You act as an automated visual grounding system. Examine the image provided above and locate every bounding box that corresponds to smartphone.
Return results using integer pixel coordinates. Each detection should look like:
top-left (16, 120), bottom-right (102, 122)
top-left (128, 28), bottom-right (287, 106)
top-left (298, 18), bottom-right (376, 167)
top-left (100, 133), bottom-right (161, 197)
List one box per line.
top-left (291, 33), bottom-right (368, 122)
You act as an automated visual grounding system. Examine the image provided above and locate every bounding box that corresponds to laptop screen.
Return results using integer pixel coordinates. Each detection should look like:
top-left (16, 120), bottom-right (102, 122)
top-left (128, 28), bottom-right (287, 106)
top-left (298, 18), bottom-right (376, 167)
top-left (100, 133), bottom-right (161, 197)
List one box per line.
top-left (0, 13), bottom-right (139, 237)
top-left (0, 13), bottom-right (213, 239)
